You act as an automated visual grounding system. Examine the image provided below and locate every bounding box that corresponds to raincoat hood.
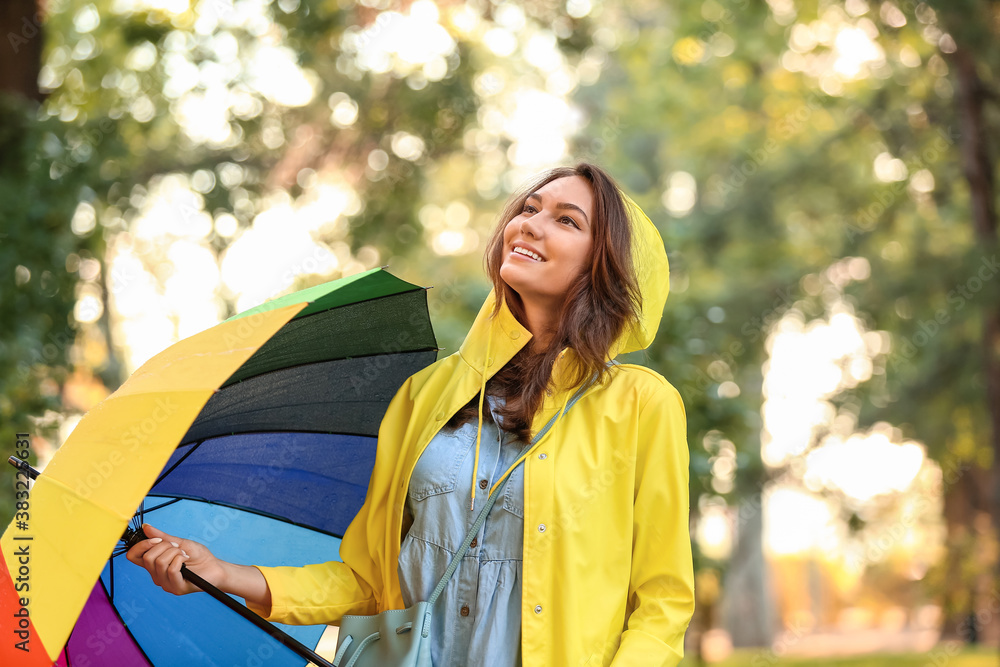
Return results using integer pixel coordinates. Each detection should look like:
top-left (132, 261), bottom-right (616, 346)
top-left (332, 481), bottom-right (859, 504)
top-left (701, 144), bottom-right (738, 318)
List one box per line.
top-left (458, 193), bottom-right (670, 510)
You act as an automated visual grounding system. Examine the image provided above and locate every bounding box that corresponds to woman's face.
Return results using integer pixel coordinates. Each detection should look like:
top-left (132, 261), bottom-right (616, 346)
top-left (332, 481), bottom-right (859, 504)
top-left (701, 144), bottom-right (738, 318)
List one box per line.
top-left (499, 175), bottom-right (595, 310)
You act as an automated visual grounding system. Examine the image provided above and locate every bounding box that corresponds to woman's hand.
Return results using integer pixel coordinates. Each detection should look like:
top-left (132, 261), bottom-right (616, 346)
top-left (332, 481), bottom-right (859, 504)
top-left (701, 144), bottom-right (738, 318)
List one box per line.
top-left (125, 523), bottom-right (226, 596)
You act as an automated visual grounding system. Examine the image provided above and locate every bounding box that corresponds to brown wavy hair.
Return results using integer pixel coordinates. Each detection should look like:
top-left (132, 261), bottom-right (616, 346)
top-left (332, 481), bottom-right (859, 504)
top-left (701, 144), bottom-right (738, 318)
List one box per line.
top-left (445, 163), bottom-right (643, 443)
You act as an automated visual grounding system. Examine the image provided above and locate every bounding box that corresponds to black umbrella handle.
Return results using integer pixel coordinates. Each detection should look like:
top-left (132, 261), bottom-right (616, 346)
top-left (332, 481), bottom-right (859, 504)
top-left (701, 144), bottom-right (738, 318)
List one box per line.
top-left (178, 564), bottom-right (335, 667)
top-left (4, 459), bottom-right (336, 667)
top-left (123, 527), bottom-right (335, 667)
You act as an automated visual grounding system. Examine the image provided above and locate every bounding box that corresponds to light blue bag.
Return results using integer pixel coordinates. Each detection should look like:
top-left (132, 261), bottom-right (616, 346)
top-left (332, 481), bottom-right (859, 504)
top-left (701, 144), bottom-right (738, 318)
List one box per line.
top-left (332, 367), bottom-right (606, 667)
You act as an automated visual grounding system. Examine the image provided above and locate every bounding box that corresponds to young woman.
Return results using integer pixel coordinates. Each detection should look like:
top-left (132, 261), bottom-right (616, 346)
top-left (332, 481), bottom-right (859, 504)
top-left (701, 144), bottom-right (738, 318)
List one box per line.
top-left (128, 162), bottom-right (695, 666)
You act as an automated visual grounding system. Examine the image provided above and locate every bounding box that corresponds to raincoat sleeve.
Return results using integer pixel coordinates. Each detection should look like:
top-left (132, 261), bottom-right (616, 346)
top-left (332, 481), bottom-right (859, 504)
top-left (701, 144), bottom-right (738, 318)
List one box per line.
top-left (610, 380), bottom-right (695, 667)
top-left (245, 375), bottom-right (417, 625)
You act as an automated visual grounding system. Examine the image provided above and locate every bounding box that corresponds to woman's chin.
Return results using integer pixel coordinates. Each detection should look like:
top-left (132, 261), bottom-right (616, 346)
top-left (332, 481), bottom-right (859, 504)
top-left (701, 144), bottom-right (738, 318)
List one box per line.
top-left (499, 264), bottom-right (523, 289)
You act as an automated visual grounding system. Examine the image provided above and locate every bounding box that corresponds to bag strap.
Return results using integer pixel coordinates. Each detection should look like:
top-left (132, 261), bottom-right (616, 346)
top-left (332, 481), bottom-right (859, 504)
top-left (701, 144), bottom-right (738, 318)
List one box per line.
top-left (425, 361), bottom-right (613, 607)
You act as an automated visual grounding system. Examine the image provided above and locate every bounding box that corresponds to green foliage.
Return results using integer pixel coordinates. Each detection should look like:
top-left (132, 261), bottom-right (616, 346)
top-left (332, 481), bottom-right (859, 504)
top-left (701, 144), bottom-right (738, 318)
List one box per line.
top-left (0, 93), bottom-right (104, 521)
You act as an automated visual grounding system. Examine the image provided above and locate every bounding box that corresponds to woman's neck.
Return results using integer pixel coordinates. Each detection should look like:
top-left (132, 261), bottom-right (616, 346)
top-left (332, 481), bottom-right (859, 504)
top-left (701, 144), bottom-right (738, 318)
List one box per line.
top-left (513, 295), bottom-right (559, 350)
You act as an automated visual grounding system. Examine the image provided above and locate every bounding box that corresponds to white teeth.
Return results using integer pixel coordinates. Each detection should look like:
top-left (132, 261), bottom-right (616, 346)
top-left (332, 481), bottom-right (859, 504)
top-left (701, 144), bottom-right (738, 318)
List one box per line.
top-left (513, 247), bottom-right (543, 261)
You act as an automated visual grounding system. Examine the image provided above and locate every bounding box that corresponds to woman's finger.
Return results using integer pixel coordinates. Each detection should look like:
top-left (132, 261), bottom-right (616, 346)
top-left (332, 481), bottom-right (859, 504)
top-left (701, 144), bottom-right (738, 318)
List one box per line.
top-left (165, 550), bottom-right (192, 594)
top-left (125, 535), bottom-right (164, 565)
top-left (150, 541), bottom-right (184, 581)
top-left (126, 526), bottom-right (214, 597)
top-left (143, 543), bottom-right (182, 587)
top-left (141, 523), bottom-right (180, 544)
top-left (139, 541), bottom-right (170, 570)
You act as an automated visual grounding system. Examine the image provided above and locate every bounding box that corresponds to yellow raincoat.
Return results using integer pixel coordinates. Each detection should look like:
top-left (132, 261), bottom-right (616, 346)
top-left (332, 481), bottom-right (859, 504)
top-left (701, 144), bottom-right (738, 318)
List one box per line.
top-left (247, 196), bottom-right (695, 666)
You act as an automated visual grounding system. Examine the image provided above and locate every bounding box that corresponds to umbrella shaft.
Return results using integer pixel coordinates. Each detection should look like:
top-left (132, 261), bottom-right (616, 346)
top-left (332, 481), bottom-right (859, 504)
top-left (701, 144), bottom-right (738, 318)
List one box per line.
top-left (180, 564), bottom-right (335, 667)
top-left (7, 456), bottom-right (38, 480)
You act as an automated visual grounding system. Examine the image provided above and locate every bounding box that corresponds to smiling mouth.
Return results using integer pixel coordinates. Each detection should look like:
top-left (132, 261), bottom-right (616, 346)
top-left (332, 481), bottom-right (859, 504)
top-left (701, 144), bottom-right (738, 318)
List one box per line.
top-left (511, 247), bottom-right (544, 262)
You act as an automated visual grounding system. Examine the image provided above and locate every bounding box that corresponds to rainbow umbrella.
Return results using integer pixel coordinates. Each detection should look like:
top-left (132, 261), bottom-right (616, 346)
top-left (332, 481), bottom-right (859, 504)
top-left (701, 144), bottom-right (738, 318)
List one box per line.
top-left (0, 267), bottom-right (438, 666)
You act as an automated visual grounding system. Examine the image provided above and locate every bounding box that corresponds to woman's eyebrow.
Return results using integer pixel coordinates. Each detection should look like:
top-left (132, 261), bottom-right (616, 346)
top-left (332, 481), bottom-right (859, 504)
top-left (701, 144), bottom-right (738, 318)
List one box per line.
top-left (526, 192), bottom-right (590, 226)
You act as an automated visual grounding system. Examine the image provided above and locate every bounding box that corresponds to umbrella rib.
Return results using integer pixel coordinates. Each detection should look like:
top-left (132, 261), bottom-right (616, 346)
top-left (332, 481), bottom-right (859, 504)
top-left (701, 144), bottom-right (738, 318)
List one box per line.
top-left (95, 576), bottom-right (160, 667)
top-left (140, 494), bottom-right (347, 541)
top-left (180, 426), bottom-right (378, 445)
top-left (142, 497), bottom-right (186, 514)
top-left (280, 284), bottom-right (429, 325)
top-left (219, 346), bottom-right (441, 389)
top-left (108, 499), bottom-right (187, 563)
top-left (151, 440), bottom-right (205, 488)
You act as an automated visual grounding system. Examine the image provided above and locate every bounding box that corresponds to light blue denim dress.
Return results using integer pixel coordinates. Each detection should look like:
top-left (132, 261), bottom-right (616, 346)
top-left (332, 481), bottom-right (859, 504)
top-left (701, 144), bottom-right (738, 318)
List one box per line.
top-left (397, 394), bottom-right (524, 667)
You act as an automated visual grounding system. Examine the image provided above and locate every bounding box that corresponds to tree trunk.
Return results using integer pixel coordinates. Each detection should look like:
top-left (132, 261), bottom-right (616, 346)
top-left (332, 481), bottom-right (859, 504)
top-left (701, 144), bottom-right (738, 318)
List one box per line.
top-left (950, 44), bottom-right (1000, 580)
top-left (0, 0), bottom-right (44, 102)
top-left (938, 467), bottom-right (987, 641)
top-left (722, 500), bottom-right (777, 647)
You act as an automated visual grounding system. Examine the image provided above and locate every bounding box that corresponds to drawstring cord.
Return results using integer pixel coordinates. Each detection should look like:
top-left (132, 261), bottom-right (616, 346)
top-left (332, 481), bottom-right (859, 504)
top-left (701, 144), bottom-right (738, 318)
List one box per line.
top-left (470, 326), bottom-right (493, 511)
top-left (487, 396), bottom-right (503, 489)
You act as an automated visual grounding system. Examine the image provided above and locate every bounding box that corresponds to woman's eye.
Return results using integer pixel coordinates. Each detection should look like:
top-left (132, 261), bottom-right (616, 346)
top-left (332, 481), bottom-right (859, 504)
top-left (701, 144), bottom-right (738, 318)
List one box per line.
top-left (561, 217), bottom-right (579, 228)
top-left (523, 204), bottom-right (537, 213)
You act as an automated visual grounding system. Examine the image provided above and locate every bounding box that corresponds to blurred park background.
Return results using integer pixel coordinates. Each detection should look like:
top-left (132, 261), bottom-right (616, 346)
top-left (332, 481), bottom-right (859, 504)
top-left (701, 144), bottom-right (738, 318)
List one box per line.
top-left (2, 0), bottom-right (999, 664)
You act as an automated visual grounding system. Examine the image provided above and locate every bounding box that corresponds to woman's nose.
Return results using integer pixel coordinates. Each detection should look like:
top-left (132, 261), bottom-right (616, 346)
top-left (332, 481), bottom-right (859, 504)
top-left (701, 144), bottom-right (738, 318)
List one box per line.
top-left (520, 215), bottom-right (541, 237)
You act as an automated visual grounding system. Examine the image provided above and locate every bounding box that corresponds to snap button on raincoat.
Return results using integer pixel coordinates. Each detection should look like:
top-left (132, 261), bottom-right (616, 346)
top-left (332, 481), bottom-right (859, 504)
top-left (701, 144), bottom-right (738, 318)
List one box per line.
top-left (247, 195), bottom-right (695, 666)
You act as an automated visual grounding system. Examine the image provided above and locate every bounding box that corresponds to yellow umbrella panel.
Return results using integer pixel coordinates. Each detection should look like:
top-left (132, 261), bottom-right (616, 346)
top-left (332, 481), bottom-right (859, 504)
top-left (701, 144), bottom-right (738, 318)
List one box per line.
top-left (0, 302), bottom-right (306, 666)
